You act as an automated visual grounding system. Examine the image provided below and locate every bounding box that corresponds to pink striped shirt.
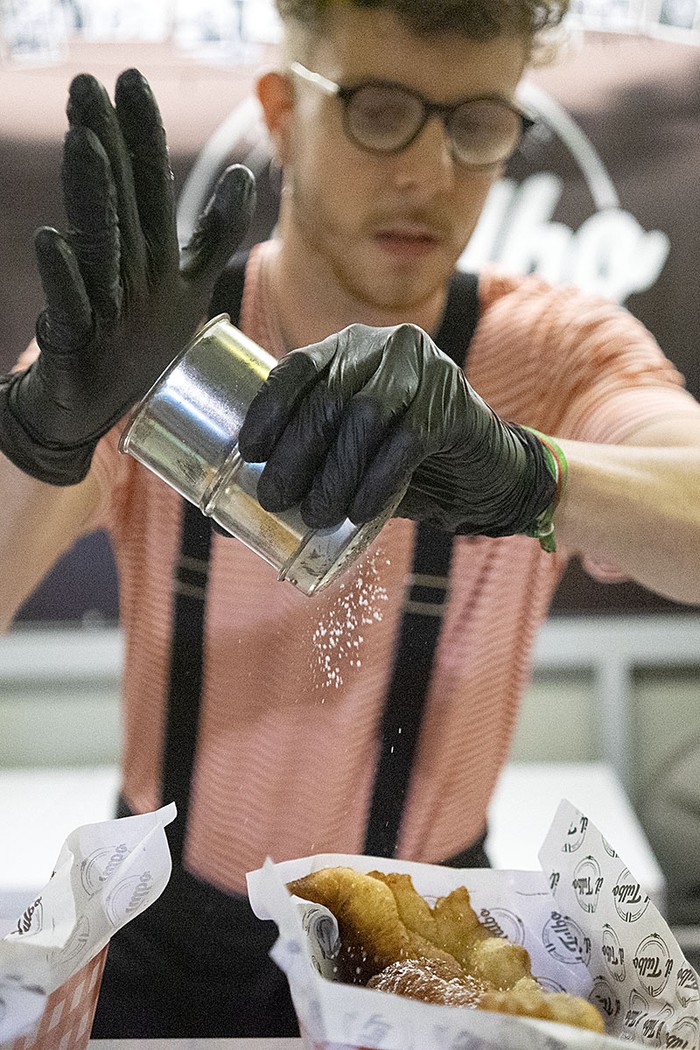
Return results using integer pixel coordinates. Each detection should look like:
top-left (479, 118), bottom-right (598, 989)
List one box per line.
top-left (91, 241), bottom-right (698, 893)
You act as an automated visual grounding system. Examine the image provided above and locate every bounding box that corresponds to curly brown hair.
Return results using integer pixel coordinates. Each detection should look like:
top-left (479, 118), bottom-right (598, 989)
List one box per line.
top-left (274, 0), bottom-right (570, 40)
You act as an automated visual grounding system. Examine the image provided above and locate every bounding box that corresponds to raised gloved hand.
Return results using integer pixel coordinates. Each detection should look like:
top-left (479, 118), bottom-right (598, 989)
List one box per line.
top-left (237, 323), bottom-right (562, 541)
top-left (0, 69), bottom-right (256, 486)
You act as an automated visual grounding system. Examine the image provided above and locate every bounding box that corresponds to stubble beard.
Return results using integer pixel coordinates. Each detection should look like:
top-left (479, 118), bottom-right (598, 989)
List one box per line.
top-left (288, 176), bottom-right (458, 316)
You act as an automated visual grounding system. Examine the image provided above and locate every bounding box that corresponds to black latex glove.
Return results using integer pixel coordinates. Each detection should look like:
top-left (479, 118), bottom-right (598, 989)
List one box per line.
top-left (0, 68), bottom-right (256, 486)
top-left (237, 323), bottom-right (557, 536)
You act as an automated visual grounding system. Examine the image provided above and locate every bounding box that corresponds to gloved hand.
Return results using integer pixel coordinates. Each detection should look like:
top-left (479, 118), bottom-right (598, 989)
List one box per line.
top-left (237, 323), bottom-right (560, 538)
top-left (0, 68), bottom-right (256, 486)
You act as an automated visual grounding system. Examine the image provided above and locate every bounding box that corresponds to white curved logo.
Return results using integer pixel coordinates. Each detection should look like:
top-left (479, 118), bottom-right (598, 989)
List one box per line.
top-left (459, 81), bottom-right (670, 304)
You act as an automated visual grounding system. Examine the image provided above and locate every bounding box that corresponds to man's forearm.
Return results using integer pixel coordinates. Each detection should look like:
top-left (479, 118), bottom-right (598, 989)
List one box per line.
top-left (554, 421), bottom-right (700, 604)
top-left (0, 454), bottom-right (100, 631)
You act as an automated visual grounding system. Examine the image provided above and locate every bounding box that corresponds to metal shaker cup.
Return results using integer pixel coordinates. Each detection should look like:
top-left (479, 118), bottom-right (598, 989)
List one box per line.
top-left (119, 315), bottom-right (402, 595)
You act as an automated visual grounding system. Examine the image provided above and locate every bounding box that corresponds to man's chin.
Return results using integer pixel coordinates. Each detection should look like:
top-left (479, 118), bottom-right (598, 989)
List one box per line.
top-left (356, 272), bottom-right (449, 314)
top-left (339, 252), bottom-right (454, 313)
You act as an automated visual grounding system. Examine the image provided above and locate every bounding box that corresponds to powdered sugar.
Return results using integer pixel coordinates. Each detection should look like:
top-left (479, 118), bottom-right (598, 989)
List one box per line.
top-left (311, 551), bottom-right (390, 689)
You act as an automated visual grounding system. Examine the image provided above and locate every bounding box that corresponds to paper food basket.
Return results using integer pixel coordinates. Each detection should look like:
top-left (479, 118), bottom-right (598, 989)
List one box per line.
top-left (247, 800), bottom-right (700, 1050)
top-left (0, 803), bottom-right (175, 1050)
top-left (2, 945), bottom-right (108, 1050)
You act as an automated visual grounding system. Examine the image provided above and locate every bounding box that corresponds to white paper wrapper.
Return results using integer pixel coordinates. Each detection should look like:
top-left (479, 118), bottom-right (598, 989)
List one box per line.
top-left (247, 803), bottom-right (700, 1050)
top-left (539, 799), bottom-right (700, 1047)
top-left (0, 802), bottom-right (175, 1045)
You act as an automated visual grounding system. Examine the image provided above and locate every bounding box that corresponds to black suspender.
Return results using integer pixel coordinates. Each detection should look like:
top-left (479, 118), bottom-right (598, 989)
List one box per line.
top-left (161, 254), bottom-right (250, 866)
top-left (363, 271), bottom-right (479, 858)
top-left (162, 260), bottom-right (479, 869)
top-left (161, 505), bottom-right (213, 865)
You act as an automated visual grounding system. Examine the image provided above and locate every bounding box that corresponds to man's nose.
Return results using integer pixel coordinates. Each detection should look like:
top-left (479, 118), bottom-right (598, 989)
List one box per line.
top-left (391, 115), bottom-right (456, 192)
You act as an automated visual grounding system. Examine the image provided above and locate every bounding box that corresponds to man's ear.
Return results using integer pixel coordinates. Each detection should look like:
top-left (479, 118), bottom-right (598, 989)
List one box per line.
top-left (256, 71), bottom-right (295, 167)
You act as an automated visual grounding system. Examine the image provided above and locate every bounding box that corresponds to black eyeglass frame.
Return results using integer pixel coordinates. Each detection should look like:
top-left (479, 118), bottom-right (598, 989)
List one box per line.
top-left (290, 61), bottom-right (536, 169)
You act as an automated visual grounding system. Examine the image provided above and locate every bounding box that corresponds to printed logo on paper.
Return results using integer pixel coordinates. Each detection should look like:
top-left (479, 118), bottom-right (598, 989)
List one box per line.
top-left (479, 907), bottom-right (525, 945)
top-left (14, 895), bottom-right (43, 935)
top-left (358, 1013), bottom-right (393, 1047)
top-left (623, 988), bottom-right (650, 1037)
top-left (572, 855), bottom-right (604, 913)
top-left (675, 964), bottom-right (700, 1008)
top-left (602, 836), bottom-right (619, 858)
top-left (537, 975), bottom-right (567, 994)
top-left (668, 1016), bottom-right (700, 1049)
top-left (424, 1025), bottom-right (484, 1050)
top-left (562, 814), bottom-right (588, 853)
top-left (612, 867), bottom-right (650, 923)
top-left (640, 1003), bottom-right (674, 1046)
top-left (300, 902), bottom-right (340, 979)
top-left (80, 843), bottom-right (130, 895)
top-left (542, 911), bottom-right (591, 966)
top-left (60, 914), bottom-right (90, 965)
top-left (451, 1032), bottom-right (491, 1050)
top-left (105, 869), bottom-right (155, 926)
top-left (590, 975), bottom-right (621, 1021)
top-left (601, 923), bottom-right (627, 983)
top-left (633, 933), bottom-right (674, 996)
top-left (301, 904), bottom-right (339, 959)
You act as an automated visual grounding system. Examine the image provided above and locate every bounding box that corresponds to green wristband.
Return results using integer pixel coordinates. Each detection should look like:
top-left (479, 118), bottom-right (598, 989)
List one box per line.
top-left (522, 428), bottom-right (568, 553)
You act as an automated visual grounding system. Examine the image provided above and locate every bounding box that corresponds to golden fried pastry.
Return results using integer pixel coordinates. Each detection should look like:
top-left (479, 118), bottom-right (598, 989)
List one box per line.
top-left (368, 870), bottom-right (532, 989)
top-left (466, 934), bottom-right (533, 990)
top-left (366, 872), bottom-right (443, 943)
top-left (479, 980), bottom-right (605, 1033)
top-left (287, 866), bottom-right (463, 984)
top-left (286, 865), bottom-right (605, 1034)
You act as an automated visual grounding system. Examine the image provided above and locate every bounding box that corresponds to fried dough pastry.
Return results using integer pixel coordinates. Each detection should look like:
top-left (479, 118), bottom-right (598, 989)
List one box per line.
top-left (286, 866), bottom-right (604, 1034)
top-left (287, 866), bottom-right (464, 984)
top-left (479, 979), bottom-right (605, 1033)
top-left (368, 871), bottom-right (532, 990)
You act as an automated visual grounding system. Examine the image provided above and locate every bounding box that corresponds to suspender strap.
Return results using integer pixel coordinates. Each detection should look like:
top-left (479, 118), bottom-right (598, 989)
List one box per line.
top-left (363, 270), bottom-right (480, 859)
top-left (161, 506), bottom-right (212, 864)
top-left (161, 252), bottom-right (250, 865)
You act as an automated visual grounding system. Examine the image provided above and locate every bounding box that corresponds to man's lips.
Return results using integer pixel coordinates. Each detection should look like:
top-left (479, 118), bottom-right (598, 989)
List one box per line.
top-left (374, 226), bottom-right (443, 255)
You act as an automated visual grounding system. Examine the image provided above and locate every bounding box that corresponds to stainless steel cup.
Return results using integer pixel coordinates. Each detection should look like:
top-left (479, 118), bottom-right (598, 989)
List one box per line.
top-left (119, 315), bottom-right (402, 595)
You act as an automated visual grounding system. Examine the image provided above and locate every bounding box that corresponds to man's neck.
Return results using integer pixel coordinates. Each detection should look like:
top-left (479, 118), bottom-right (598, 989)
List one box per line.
top-left (267, 222), bottom-right (448, 351)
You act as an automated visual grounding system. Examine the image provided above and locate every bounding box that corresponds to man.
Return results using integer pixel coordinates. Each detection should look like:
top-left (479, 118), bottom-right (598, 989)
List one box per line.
top-left (1, 0), bottom-right (699, 1038)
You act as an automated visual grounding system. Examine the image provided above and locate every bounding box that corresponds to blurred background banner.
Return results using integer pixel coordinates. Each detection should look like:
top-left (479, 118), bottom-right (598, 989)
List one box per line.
top-left (3, 0), bottom-right (699, 65)
top-left (567, 0), bottom-right (700, 41)
top-left (0, 0), bottom-right (281, 64)
top-left (0, 4), bottom-right (699, 621)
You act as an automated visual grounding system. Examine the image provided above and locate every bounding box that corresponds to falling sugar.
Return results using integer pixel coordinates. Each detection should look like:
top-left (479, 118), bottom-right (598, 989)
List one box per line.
top-left (311, 549), bottom-right (390, 689)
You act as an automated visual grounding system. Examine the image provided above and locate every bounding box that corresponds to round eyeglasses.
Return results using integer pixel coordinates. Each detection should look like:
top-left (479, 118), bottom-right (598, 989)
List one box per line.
top-left (291, 61), bottom-right (535, 169)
